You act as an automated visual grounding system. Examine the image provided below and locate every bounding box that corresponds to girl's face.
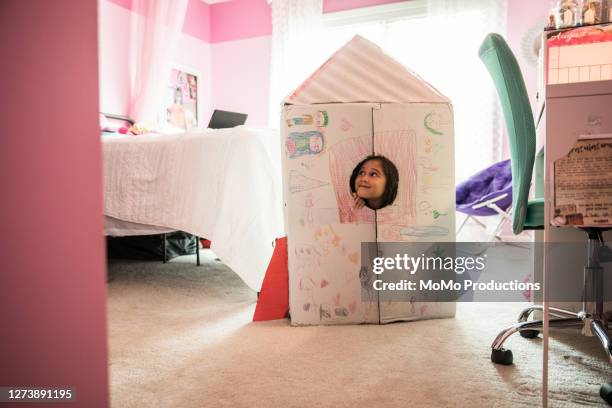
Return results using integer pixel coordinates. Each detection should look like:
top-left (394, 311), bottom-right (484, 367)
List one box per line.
top-left (355, 159), bottom-right (386, 200)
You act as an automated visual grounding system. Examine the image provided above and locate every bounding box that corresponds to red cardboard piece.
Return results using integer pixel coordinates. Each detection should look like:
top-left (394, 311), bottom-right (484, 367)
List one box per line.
top-left (253, 237), bottom-right (289, 321)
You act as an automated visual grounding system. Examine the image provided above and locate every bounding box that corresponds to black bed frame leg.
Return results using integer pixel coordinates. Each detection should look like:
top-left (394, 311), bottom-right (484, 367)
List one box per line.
top-left (196, 236), bottom-right (200, 266)
top-left (162, 233), bottom-right (167, 263)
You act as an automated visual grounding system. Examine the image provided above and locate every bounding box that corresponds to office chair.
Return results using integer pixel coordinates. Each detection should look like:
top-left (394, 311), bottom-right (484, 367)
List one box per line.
top-left (479, 33), bottom-right (612, 404)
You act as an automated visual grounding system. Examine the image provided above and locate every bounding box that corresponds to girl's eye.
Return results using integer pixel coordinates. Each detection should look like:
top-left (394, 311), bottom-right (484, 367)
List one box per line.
top-left (370, 172), bottom-right (378, 177)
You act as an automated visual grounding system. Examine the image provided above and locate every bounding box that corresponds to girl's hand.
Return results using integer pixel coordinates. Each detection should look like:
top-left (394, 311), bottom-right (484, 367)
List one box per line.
top-left (352, 192), bottom-right (365, 209)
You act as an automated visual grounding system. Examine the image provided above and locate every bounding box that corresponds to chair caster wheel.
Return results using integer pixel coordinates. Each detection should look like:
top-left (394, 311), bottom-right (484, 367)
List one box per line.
top-left (491, 348), bottom-right (513, 365)
top-left (519, 329), bottom-right (539, 339)
top-left (600, 382), bottom-right (612, 405)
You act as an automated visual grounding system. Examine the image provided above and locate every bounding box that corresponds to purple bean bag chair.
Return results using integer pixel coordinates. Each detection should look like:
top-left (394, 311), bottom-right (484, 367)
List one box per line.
top-left (456, 159), bottom-right (512, 216)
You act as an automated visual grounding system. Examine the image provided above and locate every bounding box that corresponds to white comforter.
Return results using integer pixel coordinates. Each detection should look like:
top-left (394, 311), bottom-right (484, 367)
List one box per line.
top-left (102, 126), bottom-right (285, 291)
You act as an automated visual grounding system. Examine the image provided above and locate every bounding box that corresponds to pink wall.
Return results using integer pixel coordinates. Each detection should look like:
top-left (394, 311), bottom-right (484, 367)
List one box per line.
top-left (324, 0), bottom-right (409, 13)
top-left (184, 0), bottom-right (212, 43)
top-left (211, 0), bottom-right (271, 43)
top-left (507, 0), bottom-right (551, 110)
top-left (0, 0), bottom-right (109, 406)
top-left (208, 0), bottom-right (406, 43)
top-left (99, 0), bottom-right (133, 116)
top-left (100, 0), bottom-right (553, 129)
top-left (211, 36), bottom-right (272, 126)
top-left (99, 0), bottom-right (412, 127)
top-left (208, 0), bottom-right (271, 126)
top-left (209, 0), bottom-right (552, 128)
top-left (106, 0), bottom-right (210, 42)
top-left (504, 0), bottom-right (551, 158)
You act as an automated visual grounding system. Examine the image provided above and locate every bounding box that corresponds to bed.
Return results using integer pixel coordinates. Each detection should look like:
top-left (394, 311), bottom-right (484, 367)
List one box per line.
top-left (102, 126), bottom-right (285, 291)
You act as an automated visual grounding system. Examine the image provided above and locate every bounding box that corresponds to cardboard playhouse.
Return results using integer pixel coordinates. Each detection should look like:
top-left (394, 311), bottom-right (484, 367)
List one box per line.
top-left (281, 35), bottom-right (456, 325)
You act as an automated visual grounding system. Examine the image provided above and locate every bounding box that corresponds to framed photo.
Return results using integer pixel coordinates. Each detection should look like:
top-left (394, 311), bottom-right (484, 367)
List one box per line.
top-left (556, 0), bottom-right (579, 28)
top-left (582, 0), bottom-right (603, 25)
top-left (165, 66), bottom-right (199, 130)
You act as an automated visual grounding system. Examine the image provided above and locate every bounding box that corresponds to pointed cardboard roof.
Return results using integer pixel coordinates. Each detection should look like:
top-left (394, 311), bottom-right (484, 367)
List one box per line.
top-left (283, 35), bottom-right (449, 105)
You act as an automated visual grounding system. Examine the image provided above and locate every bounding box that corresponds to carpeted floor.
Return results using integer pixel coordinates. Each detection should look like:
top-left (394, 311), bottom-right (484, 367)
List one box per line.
top-left (106, 250), bottom-right (611, 407)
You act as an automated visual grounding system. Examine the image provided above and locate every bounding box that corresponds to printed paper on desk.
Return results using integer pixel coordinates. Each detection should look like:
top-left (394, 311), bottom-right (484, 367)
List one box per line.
top-left (547, 24), bottom-right (612, 85)
top-left (553, 137), bottom-right (612, 227)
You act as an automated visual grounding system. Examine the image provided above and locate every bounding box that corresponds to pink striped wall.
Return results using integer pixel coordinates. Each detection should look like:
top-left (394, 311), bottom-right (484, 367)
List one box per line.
top-left (505, 0), bottom-right (551, 158)
top-left (507, 0), bottom-right (551, 108)
top-left (211, 36), bottom-right (272, 126)
top-left (106, 0), bottom-right (211, 43)
top-left (324, 0), bottom-right (409, 13)
top-left (99, 0), bottom-right (213, 122)
top-left (211, 0), bottom-right (271, 43)
top-left (209, 0), bottom-right (404, 43)
top-left (105, 0), bottom-right (404, 44)
top-left (108, 0), bottom-right (133, 10)
top-left (100, 0), bottom-right (553, 128)
top-left (184, 0), bottom-right (212, 43)
top-left (208, 0), bottom-right (553, 127)
top-left (208, 0), bottom-right (406, 125)
top-left (105, 0), bottom-right (552, 50)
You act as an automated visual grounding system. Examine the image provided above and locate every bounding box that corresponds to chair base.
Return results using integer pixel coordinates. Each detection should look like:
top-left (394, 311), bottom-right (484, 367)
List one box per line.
top-left (491, 304), bottom-right (612, 404)
top-left (491, 304), bottom-right (612, 361)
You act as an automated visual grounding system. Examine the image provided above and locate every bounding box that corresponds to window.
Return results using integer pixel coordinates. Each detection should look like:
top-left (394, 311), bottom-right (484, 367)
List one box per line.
top-left (271, 0), bottom-right (507, 182)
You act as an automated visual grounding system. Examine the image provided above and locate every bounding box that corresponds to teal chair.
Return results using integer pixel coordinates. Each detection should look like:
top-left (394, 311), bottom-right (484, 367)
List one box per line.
top-left (479, 33), bottom-right (612, 404)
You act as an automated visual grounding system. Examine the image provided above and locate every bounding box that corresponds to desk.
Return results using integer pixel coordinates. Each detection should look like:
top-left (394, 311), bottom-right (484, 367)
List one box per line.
top-left (539, 24), bottom-right (612, 406)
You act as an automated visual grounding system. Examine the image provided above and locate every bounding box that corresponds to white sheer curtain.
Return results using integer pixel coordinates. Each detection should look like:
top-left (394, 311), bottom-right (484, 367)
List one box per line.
top-left (268, 0), bottom-right (323, 127)
top-left (268, 0), bottom-right (507, 182)
top-left (421, 0), bottom-right (508, 182)
top-left (377, 0), bottom-right (508, 182)
top-left (129, 0), bottom-right (188, 126)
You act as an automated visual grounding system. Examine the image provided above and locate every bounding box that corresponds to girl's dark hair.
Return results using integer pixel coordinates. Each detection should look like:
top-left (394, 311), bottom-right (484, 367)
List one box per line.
top-left (349, 155), bottom-right (399, 210)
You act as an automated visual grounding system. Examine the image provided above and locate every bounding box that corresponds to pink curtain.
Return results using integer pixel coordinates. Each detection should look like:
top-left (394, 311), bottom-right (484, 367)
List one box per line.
top-left (129, 0), bottom-right (189, 126)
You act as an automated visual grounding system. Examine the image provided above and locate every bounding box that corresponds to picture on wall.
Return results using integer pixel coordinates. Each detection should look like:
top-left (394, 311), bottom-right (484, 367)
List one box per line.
top-left (166, 67), bottom-right (198, 130)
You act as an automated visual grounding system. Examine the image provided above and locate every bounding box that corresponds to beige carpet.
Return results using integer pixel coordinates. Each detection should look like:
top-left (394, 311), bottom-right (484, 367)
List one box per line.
top-left (107, 251), bottom-right (611, 407)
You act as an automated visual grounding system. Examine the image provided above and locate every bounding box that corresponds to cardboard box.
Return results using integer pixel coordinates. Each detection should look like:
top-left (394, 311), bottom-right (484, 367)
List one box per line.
top-left (281, 36), bottom-right (456, 325)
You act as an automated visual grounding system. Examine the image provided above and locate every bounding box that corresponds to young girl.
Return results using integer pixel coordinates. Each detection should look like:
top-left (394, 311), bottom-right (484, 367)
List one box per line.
top-left (349, 155), bottom-right (399, 210)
